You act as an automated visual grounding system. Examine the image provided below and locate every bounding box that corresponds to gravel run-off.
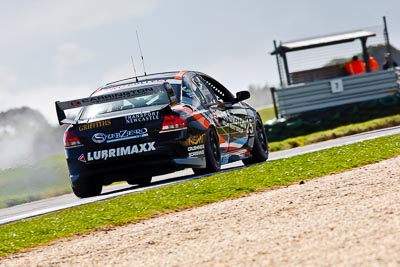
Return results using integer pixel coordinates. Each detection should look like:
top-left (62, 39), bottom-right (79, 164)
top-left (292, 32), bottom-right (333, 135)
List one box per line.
top-left (1, 156), bottom-right (400, 266)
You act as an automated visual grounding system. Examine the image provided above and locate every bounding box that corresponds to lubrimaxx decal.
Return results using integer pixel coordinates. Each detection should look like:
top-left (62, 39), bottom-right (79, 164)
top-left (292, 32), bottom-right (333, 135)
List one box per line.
top-left (87, 142), bottom-right (156, 161)
top-left (92, 128), bottom-right (148, 143)
top-left (125, 111), bottom-right (159, 124)
top-left (78, 154), bottom-right (86, 163)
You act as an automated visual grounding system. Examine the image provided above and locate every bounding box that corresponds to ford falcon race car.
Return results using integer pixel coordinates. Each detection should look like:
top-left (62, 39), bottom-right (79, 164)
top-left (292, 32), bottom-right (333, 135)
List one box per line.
top-left (55, 71), bottom-right (269, 198)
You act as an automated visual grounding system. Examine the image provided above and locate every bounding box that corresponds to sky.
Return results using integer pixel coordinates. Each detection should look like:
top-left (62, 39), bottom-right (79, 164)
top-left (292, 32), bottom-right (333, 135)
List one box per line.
top-left (1, 0), bottom-right (400, 125)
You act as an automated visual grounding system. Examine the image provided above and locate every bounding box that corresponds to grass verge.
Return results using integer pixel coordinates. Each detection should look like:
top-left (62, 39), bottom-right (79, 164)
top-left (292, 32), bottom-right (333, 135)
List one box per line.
top-left (1, 134), bottom-right (400, 257)
top-left (257, 106), bottom-right (275, 122)
top-left (0, 155), bottom-right (70, 209)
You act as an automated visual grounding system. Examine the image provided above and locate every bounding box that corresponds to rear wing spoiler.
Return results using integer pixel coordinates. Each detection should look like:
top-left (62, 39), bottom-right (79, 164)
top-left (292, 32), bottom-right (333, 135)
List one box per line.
top-left (55, 82), bottom-right (178, 125)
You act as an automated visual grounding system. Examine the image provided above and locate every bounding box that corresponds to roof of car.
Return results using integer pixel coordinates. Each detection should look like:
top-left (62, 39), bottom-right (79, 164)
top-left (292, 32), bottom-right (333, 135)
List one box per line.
top-left (93, 70), bottom-right (209, 95)
top-left (91, 71), bottom-right (195, 94)
top-left (106, 71), bottom-right (192, 86)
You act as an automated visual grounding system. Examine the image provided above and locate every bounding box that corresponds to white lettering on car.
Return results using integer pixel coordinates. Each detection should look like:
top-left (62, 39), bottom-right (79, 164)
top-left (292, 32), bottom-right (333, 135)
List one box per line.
top-left (125, 111), bottom-right (159, 124)
top-left (188, 144), bottom-right (205, 157)
top-left (86, 142), bottom-right (156, 161)
top-left (120, 146), bottom-right (130, 156)
top-left (139, 143), bottom-right (147, 152)
top-left (147, 142), bottom-right (156, 151)
top-left (131, 145), bottom-right (139, 153)
top-left (188, 144), bottom-right (204, 152)
top-left (189, 150), bottom-right (204, 157)
top-left (109, 148), bottom-right (116, 158)
top-left (92, 128), bottom-right (148, 143)
top-left (76, 88), bottom-right (155, 106)
top-left (101, 150), bottom-right (108, 160)
top-left (94, 151), bottom-right (101, 160)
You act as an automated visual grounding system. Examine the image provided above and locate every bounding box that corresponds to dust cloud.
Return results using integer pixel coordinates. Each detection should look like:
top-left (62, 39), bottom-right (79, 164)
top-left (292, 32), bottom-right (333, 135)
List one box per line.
top-left (0, 107), bottom-right (65, 169)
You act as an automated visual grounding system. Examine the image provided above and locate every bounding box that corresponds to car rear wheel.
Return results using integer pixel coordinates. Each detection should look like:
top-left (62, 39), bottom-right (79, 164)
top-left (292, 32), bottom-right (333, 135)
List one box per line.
top-left (71, 178), bottom-right (103, 198)
top-left (242, 119), bottom-right (269, 165)
top-left (193, 128), bottom-right (221, 175)
top-left (127, 176), bottom-right (152, 186)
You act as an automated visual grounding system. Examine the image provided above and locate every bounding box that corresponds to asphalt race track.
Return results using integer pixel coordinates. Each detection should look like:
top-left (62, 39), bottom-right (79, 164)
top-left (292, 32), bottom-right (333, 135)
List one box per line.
top-left (1, 126), bottom-right (400, 225)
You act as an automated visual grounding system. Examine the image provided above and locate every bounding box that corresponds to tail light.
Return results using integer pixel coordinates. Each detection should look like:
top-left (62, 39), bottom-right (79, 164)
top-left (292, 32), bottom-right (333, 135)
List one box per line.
top-left (161, 114), bottom-right (187, 132)
top-left (64, 130), bottom-right (81, 147)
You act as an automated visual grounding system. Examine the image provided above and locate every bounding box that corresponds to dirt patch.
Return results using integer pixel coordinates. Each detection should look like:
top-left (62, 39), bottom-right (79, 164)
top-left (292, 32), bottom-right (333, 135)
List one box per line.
top-left (2, 157), bottom-right (400, 266)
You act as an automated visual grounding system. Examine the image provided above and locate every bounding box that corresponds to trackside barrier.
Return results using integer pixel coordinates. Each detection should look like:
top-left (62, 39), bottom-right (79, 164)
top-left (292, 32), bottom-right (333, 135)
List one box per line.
top-left (272, 68), bottom-right (400, 118)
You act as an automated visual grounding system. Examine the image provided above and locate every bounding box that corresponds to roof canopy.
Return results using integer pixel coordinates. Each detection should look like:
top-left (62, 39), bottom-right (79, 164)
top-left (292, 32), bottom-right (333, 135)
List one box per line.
top-left (271, 30), bottom-right (376, 55)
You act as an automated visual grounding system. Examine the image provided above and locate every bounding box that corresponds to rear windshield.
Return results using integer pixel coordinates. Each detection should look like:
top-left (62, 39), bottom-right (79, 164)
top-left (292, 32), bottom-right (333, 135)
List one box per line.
top-left (79, 88), bottom-right (170, 120)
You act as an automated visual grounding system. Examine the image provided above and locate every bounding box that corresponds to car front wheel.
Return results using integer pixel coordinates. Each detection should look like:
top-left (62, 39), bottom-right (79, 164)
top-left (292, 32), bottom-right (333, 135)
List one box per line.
top-left (243, 119), bottom-right (269, 165)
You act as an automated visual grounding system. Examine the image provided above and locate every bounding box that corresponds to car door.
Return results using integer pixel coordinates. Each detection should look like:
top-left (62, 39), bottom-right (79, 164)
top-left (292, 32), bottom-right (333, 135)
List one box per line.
top-left (226, 101), bottom-right (252, 152)
top-left (197, 74), bottom-right (251, 152)
top-left (182, 74), bottom-right (230, 154)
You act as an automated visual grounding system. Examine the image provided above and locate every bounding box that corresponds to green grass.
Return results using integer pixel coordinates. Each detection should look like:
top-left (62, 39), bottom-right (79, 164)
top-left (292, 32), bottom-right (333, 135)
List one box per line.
top-left (257, 106), bottom-right (275, 122)
top-left (1, 134), bottom-right (400, 257)
top-left (0, 155), bottom-right (70, 208)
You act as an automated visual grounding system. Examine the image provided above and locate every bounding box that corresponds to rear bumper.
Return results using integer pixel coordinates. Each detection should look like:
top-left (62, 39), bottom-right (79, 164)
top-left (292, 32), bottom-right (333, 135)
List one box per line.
top-left (66, 149), bottom-right (206, 185)
top-left (64, 128), bottom-right (207, 185)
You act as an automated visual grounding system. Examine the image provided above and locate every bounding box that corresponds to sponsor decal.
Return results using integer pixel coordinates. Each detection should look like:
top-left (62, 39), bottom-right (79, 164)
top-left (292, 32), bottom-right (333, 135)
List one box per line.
top-left (247, 121), bottom-right (254, 134)
top-left (226, 116), bottom-right (247, 126)
top-left (71, 100), bottom-right (82, 107)
top-left (230, 123), bottom-right (245, 134)
top-left (104, 80), bottom-right (168, 92)
top-left (78, 154), bottom-right (86, 163)
top-left (188, 144), bottom-right (205, 157)
top-left (188, 135), bottom-right (204, 146)
top-left (188, 144), bottom-right (204, 152)
top-left (189, 150), bottom-right (204, 157)
top-left (70, 88), bottom-right (155, 107)
top-left (92, 128), bottom-right (148, 144)
top-left (78, 120), bottom-right (111, 131)
top-left (125, 111), bottom-right (159, 124)
top-left (222, 116), bottom-right (253, 134)
top-left (87, 141), bottom-right (156, 161)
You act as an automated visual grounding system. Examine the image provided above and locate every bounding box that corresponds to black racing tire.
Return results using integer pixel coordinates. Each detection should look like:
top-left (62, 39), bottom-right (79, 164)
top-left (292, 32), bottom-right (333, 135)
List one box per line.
top-left (127, 176), bottom-right (152, 186)
top-left (71, 178), bottom-right (103, 198)
top-left (192, 128), bottom-right (221, 175)
top-left (242, 118), bottom-right (269, 165)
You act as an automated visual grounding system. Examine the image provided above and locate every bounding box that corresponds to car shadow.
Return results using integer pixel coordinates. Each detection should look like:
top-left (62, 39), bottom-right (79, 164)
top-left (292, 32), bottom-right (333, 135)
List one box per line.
top-left (99, 162), bottom-right (257, 196)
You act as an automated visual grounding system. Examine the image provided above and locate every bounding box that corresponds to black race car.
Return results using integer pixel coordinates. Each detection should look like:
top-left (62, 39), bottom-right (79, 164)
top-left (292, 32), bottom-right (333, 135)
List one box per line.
top-left (56, 71), bottom-right (268, 198)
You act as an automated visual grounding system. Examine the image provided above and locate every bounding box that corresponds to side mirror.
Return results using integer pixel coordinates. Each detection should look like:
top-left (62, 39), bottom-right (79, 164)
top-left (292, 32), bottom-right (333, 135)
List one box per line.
top-left (235, 91), bottom-right (250, 102)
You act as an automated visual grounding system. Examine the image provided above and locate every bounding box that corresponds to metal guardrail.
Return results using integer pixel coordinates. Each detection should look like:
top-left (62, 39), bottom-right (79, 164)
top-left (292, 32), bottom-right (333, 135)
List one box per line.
top-left (272, 68), bottom-right (400, 118)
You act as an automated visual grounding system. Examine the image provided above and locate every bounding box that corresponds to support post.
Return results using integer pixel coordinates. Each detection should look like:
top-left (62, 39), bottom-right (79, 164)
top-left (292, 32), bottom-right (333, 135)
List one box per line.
top-left (383, 16), bottom-right (394, 68)
top-left (361, 37), bottom-right (370, 72)
top-left (270, 87), bottom-right (279, 119)
top-left (274, 40), bottom-right (284, 87)
top-left (281, 52), bottom-right (291, 85)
